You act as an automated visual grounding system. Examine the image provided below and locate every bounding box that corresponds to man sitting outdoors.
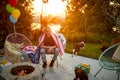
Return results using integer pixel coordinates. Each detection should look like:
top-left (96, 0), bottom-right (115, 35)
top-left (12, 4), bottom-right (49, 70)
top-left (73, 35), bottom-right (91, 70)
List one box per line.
top-left (38, 27), bottom-right (64, 68)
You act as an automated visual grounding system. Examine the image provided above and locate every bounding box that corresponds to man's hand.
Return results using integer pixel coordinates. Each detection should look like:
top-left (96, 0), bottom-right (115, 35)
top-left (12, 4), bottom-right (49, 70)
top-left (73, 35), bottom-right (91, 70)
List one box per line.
top-left (47, 46), bottom-right (56, 54)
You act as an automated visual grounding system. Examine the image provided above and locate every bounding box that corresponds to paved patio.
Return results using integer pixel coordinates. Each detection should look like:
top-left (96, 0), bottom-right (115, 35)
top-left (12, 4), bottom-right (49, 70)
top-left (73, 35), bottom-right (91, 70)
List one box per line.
top-left (40, 53), bottom-right (117, 80)
top-left (0, 53), bottom-right (118, 80)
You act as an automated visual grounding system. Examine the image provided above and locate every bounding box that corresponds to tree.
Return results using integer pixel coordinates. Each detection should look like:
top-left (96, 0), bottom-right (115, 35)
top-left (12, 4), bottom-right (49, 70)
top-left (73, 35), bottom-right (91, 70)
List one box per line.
top-left (61, 0), bottom-right (120, 42)
top-left (97, 0), bottom-right (120, 33)
top-left (0, 0), bottom-right (34, 49)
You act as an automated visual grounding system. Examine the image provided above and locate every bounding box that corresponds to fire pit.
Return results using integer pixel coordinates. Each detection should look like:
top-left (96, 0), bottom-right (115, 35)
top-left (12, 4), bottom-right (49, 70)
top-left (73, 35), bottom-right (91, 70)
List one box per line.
top-left (1, 62), bottom-right (42, 80)
top-left (10, 65), bottom-right (34, 76)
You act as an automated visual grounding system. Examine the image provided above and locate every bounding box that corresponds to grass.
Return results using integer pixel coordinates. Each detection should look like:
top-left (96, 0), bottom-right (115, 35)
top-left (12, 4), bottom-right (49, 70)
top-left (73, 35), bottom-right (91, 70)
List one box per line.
top-left (65, 42), bottom-right (102, 60)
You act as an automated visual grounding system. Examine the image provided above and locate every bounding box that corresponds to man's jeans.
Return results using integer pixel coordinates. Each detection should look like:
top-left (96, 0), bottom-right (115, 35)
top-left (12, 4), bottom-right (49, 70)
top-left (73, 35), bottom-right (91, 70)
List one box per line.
top-left (40, 48), bottom-right (59, 62)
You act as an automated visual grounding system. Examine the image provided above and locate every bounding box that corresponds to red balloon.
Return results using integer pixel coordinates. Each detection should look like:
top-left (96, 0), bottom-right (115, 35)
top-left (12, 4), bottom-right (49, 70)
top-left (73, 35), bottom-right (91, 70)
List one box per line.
top-left (8, 0), bottom-right (17, 7)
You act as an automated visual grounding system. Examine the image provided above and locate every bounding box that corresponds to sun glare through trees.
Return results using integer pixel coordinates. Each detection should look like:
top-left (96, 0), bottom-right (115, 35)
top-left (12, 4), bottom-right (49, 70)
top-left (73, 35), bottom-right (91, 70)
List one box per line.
top-left (32, 0), bottom-right (67, 33)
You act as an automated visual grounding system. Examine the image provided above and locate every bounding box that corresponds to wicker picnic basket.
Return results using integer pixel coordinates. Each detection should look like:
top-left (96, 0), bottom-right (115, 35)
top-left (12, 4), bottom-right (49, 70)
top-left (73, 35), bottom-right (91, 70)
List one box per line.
top-left (4, 33), bottom-right (32, 64)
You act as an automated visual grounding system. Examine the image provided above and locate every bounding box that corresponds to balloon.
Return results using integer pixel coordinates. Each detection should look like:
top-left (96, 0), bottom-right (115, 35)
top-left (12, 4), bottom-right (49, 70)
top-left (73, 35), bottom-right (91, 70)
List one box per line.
top-left (6, 4), bottom-right (14, 13)
top-left (9, 15), bottom-right (17, 24)
top-left (12, 9), bottom-right (20, 19)
top-left (8, 0), bottom-right (17, 7)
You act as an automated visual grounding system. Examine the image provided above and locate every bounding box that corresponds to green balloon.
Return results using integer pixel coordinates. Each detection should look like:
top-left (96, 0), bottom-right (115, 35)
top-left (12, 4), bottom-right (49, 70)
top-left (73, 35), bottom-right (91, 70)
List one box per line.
top-left (6, 4), bottom-right (14, 13)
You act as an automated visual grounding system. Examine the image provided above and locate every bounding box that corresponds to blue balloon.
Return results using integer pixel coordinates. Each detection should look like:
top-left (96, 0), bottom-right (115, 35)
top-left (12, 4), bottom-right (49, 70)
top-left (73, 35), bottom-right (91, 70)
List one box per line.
top-left (9, 15), bottom-right (17, 23)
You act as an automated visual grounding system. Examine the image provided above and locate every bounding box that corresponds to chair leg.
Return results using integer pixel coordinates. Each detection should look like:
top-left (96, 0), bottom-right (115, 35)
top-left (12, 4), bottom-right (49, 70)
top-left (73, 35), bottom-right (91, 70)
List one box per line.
top-left (116, 70), bottom-right (120, 80)
top-left (118, 73), bottom-right (119, 80)
top-left (57, 58), bottom-right (58, 67)
top-left (94, 67), bottom-right (103, 77)
top-left (41, 73), bottom-right (44, 79)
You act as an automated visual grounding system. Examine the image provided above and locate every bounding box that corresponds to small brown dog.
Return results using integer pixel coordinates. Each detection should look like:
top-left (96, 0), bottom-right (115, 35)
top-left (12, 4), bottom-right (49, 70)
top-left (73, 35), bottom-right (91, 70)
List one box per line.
top-left (74, 68), bottom-right (88, 80)
top-left (72, 41), bottom-right (85, 57)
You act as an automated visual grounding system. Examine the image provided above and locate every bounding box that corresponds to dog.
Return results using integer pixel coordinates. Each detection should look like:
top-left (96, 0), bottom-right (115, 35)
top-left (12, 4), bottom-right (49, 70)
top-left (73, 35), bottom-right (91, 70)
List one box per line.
top-left (72, 41), bottom-right (85, 57)
top-left (74, 68), bottom-right (88, 80)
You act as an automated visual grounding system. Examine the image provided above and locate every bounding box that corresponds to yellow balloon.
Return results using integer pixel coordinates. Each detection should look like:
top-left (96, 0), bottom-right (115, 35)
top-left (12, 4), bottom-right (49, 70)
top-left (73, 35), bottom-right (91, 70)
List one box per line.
top-left (12, 9), bottom-right (20, 19)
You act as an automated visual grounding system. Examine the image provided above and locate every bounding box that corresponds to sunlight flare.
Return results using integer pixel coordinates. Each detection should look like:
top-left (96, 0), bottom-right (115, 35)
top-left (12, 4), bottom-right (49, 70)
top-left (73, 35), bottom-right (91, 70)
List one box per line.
top-left (32, 0), bottom-right (66, 32)
top-left (32, 0), bottom-right (67, 17)
top-left (32, 0), bottom-right (42, 14)
top-left (49, 24), bottom-right (61, 33)
top-left (31, 23), bottom-right (40, 30)
top-left (31, 23), bottom-right (61, 33)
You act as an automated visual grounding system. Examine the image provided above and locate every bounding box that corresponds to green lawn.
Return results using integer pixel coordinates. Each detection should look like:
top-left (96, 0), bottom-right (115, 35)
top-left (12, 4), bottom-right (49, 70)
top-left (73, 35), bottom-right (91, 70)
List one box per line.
top-left (65, 42), bottom-right (102, 60)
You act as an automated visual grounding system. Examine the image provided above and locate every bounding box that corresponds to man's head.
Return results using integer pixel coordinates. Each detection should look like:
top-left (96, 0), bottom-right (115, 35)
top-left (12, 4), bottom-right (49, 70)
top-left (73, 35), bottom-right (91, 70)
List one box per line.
top-left (44, 27), bottom-right (51, 33)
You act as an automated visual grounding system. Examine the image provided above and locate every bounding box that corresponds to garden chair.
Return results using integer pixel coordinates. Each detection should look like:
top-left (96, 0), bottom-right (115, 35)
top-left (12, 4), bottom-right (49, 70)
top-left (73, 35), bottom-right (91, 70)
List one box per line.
top-left (94, 43), bottom-right (120, 80)
top-left (4, 33), bottom-right (33, 63)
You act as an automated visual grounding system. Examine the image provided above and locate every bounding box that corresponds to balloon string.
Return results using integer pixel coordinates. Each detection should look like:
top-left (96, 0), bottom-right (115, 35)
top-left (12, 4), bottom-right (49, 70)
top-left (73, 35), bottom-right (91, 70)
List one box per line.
top-left (13, 23), bottom-right (16, 37)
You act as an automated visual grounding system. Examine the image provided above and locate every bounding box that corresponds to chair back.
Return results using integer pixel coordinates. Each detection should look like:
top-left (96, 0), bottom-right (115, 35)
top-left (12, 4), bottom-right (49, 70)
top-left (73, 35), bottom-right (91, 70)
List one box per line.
top-left (99, 43), bottom-right (120, 70)
top-left (4, 33), bottom-right (32, 63)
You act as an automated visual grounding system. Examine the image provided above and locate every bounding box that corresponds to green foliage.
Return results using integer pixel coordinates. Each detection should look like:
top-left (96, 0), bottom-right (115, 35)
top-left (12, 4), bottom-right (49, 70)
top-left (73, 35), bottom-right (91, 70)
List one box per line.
top-left (15, 0), bottom-right (34, 35)
top-left (61, 0), bottom-right (120, 44)
top-left (65, 29), bottom-right (114, 44)
top-left (0, 0), bottom-right (34, 49)
top-left (29, 29), bottom-right (42, 45)
top-left (65, 32), bottom-right (85, 42)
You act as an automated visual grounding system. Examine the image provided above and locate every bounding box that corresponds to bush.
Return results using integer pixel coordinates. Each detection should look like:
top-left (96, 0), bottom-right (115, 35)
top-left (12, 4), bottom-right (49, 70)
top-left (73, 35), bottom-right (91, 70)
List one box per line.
top-left (65, 32), bottom-right (114, 44)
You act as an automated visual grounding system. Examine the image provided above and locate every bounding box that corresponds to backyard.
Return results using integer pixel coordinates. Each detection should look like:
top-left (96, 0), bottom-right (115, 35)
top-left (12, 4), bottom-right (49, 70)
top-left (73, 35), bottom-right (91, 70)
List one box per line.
top-left (0, 0), bottom-right (120, 80)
